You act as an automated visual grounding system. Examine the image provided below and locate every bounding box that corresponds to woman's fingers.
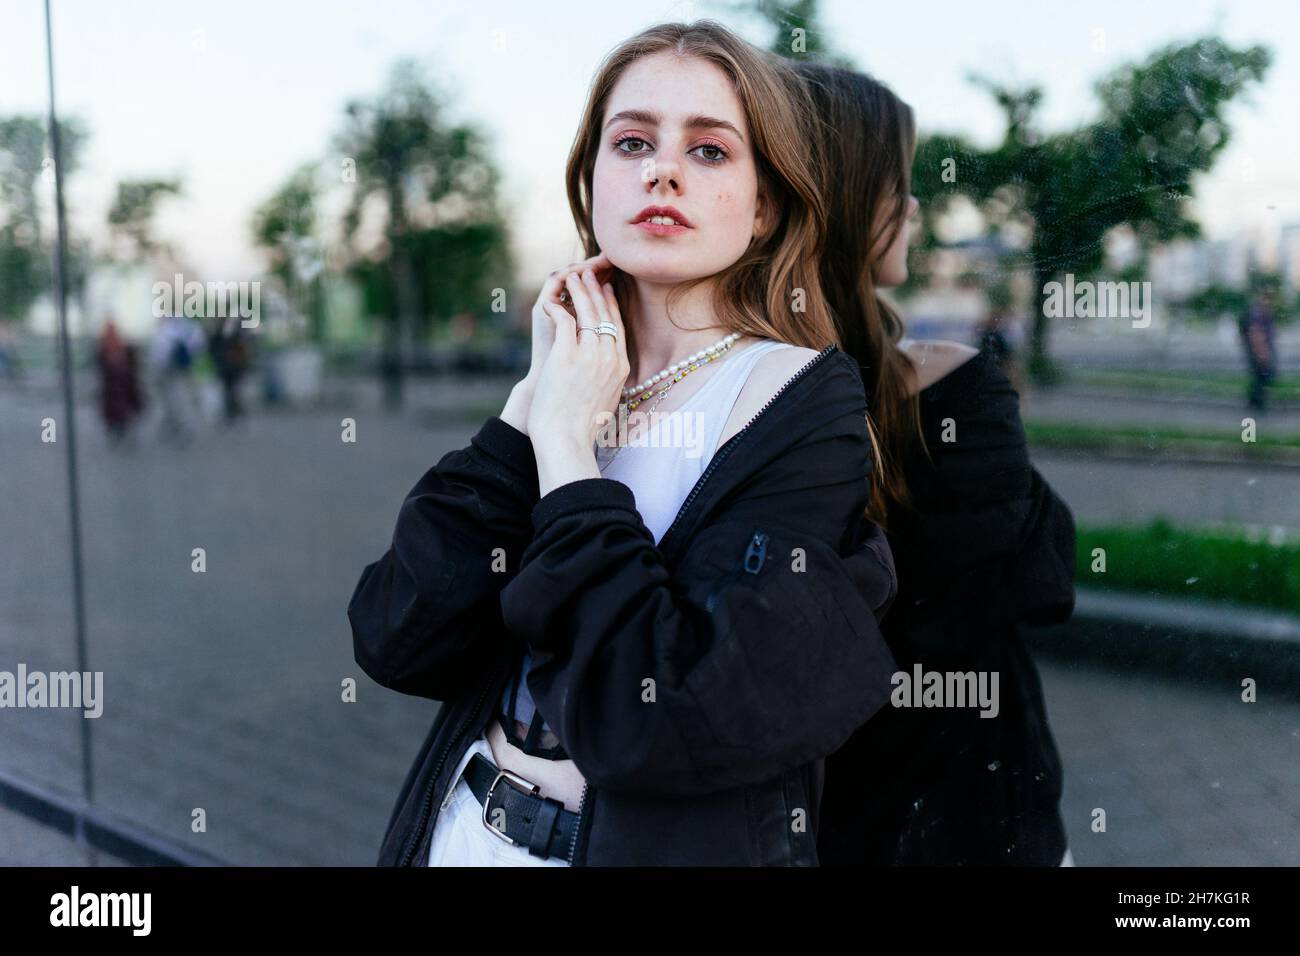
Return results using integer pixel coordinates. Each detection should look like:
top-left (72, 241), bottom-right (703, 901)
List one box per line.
top-left (599, 280), bottom-right (624, 337)
top-left (577, 268), bottom-right (609, 322)
top-left (541, 300), bottom-right (575, 354)
top-left (564, 272), bottom-right (603, 346)
top-left (585, 252), bottom-right (613, 283)
top-left (577, 268), bottom-right (617, 359)
top-left (549, 253), bottom-right (611, 310)
top-left (540, 266), bottom-right (572, 306)
top-left (600, 281), bottom-right (628, 366)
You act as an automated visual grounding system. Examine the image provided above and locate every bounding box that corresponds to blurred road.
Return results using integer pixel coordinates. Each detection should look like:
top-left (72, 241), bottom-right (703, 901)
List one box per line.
top-left (1022, 388), bottom-right (1300, 431)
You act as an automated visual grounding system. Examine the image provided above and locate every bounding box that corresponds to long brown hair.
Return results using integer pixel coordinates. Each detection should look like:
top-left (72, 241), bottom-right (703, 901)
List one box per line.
top-left (565, 21), bottom-right (838, 354)
top-left (795, 62), bottom-right (925, 530)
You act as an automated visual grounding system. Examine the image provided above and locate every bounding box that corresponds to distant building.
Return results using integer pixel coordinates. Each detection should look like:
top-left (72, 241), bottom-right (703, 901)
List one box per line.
top-left (1147, 234), bottom-right (1254, 299)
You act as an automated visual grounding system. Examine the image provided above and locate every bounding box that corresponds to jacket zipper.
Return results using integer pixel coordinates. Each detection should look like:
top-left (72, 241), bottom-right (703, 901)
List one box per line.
top-left (705, 530), bottom-right (769, 613)
top-left (399, 674), bottom-right (495, 867)
top-left (568, 780), bottom-right (590, 864)
top-left (742, 531), bottom-right (769, 574)
top-left (658, 344), bottom-right (835, 556)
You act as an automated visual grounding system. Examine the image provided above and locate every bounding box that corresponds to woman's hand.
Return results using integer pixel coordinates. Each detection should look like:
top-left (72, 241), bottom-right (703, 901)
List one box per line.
top-left (500, 252), bottom-right (614, 435)
top-left (527, 267), bottom-right (630, 495)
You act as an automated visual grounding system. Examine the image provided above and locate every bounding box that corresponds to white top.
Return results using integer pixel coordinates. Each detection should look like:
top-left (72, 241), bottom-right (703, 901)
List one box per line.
top-left (594, 337), bottom-right (795, 541)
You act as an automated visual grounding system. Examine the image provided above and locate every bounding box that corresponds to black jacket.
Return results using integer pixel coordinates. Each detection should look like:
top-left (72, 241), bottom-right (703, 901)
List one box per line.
top-left (818, 348), bottom-right (1075, 865)
top-left (348, 344), bottom-right (899, 866)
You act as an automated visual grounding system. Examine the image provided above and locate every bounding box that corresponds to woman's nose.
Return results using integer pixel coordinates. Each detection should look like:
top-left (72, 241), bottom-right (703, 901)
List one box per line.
top-left (645, 156), bottom-right (682, 193)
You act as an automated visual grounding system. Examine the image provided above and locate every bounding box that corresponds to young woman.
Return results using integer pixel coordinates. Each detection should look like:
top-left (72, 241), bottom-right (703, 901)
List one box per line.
top-left (348, 21), bottom-right (899, 867)
top-left (794, 63), bottom-right (1079, 866)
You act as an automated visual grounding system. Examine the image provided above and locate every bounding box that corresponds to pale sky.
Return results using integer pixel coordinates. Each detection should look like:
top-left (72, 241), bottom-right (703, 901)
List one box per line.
top-left (2, 0), bottom-right (1296, 287)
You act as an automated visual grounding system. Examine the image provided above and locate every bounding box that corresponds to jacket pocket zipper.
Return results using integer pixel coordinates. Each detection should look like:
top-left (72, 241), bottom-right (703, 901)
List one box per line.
top-left (742, 531), bottom-right (769, 574)
top-left (705, 531), bottom-right (769, 613)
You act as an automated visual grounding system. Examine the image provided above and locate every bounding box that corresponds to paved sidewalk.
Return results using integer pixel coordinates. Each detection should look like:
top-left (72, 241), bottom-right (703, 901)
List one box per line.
top-left (0, 803), bottom-right (129, 867)
top-left (1033, 452), bottom-right (1300, 531)
top-left (1040, 659), bottom-right (1300, 866)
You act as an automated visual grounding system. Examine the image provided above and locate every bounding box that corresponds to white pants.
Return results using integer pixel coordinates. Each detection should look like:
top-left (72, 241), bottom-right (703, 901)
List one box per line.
top-left (426, 731), bottom-right (571, 867)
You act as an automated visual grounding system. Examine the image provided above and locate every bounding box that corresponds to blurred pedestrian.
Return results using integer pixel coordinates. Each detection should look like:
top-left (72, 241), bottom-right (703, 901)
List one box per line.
top-left (1240, 277), bottom-right (1279, 411)
top-left (207, 319), bottom-right (252, 425)
top-left (95, 315), bottom-right (144, 445)
top-left (150, 312), bottom-right (206, 444)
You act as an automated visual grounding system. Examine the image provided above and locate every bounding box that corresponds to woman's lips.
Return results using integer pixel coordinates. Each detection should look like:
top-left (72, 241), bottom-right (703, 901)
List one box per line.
top-left (634, 219), bottom-right (691, 237)
top-left (631, 206), bottom-right (693, 236)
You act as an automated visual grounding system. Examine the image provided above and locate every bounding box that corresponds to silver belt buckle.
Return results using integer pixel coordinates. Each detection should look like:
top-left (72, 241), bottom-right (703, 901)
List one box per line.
top-left (482, 766), bottom-right (541, 846)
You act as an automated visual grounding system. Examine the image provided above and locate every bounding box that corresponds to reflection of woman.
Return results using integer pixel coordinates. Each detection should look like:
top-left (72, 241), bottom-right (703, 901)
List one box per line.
top-left (96, 317), bottom-right (144, 444)
top-left (349, 21), bottom-right (899, 867)
top-left (796, 63), bottom-right (1078, 866)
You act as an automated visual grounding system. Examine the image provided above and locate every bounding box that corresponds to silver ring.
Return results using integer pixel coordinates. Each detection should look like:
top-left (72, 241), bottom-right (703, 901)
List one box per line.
top-left (595, 322), bottom-right (618, 338)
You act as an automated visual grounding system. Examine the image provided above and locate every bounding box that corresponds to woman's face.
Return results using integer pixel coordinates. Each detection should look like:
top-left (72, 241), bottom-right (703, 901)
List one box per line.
top-left (591, 51), bottom-right (765, 286)
top-left (871, 192), bottom-right (919, 288)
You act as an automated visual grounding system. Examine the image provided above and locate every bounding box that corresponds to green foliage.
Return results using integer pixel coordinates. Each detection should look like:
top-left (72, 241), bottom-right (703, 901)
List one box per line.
top-left (333, 59), bottom-right (512, 331)
top-left (1185, 282), bottom-right (1251, 320)
top-left (910, 37), bottom-right (1271, 376)
top-left (251, 164), bottom-right (326, 340)
top-left (0, 115), bottom-right (87, 323)
top-left (1026, 420), bottom-right (1300, 452)
top-left (106, 178), bottom-right (183, 262)
top-left (0, 221), bottom-right (46, 324)
top-left (1078, 520), bottom-right (1300, 614)
top-left (251, 165), bottom-right (317, 261)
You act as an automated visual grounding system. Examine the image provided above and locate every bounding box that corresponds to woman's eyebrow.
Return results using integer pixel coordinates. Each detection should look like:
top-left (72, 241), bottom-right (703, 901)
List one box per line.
top-left (604, 109), bottom-right (745, 143)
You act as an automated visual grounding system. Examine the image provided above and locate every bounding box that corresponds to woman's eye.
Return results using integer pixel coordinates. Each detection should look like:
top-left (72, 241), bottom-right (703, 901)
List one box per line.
top-left (691, 143), bottom-right (728, 164)
top-left (614, 136), bottom-right (650, 154)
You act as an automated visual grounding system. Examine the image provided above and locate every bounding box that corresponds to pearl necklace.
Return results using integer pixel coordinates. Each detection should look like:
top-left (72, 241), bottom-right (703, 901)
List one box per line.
top-left (597, 331), bottom-right (745, 470)
top-left (621, 331), bottom-right (742, 413)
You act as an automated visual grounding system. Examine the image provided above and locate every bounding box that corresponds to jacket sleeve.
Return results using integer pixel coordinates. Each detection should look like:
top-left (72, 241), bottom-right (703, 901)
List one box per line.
top-left (901, 354), bottom-right (1076, 652)
top-left (347, 416), bottom-right (539, 701)
top-left (497, 409), bottom-right (899, 798)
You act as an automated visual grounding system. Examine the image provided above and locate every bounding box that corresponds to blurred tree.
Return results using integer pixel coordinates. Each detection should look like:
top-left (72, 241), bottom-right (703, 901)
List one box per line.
top-left (251, 163), bottom-right (327, 342)
top-left (1185, 282), bottom-right (1251, 323)
top-left (334, 59), bottom-right (511, 410)
top-left (727, 0), bottom-right (855, 65)
top-left (0, 115), bottom-right (87, 325)
top-left (911, 37), bottom-right (1270, 381)
top-left (106, 178), bottom-right (183, 263)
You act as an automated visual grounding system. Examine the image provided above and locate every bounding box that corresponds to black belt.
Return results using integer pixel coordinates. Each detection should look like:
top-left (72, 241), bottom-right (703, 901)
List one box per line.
top-left (463, 752), bottom-right (581, 862)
